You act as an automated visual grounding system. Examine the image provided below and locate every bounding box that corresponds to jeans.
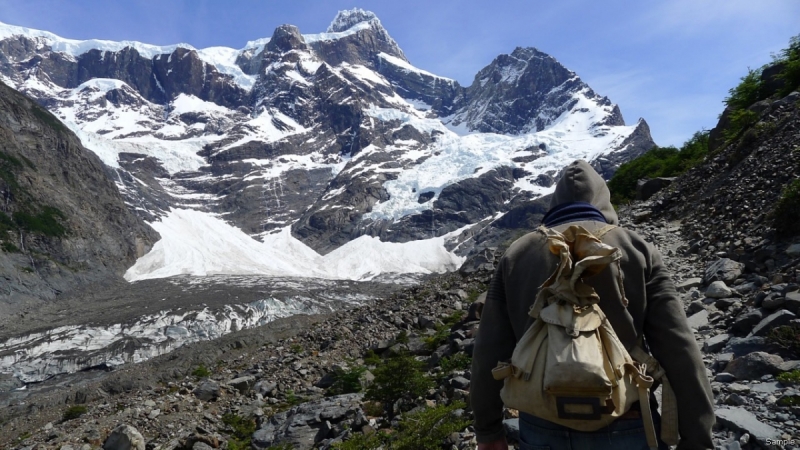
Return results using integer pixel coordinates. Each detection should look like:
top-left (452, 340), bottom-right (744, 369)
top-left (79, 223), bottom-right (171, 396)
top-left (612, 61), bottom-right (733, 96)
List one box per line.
top-left (518, 412), bottom-right (668, 450)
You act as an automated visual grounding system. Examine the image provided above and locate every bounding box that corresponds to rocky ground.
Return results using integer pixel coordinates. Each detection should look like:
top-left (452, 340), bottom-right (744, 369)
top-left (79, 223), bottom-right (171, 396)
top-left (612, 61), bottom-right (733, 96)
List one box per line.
top-left (2, 197), bottom-right (799, 450)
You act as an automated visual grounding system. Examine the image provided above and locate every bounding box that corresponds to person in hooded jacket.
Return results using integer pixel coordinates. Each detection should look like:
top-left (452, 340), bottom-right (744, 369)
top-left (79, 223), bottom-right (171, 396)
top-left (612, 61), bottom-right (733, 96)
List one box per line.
top-left (471, 160), bottom-right (714, 450)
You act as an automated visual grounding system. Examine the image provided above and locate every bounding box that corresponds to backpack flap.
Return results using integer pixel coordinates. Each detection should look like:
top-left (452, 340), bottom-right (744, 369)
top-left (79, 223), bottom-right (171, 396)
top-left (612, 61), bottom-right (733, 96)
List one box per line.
top-left (540, 302), bottom-right (612, 401)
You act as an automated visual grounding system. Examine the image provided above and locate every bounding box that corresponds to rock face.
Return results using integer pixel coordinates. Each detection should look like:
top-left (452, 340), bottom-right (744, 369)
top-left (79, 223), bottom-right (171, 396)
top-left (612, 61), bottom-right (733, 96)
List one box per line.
top-left (0, 81), bottom-right (156, 318)
top-left (0, 8), bottom-right (655, 272)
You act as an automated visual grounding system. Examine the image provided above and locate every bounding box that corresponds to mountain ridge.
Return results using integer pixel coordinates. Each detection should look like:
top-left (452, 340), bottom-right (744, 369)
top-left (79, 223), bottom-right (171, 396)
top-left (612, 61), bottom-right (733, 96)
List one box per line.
top-left (0, 9), bottom-right (655, 283)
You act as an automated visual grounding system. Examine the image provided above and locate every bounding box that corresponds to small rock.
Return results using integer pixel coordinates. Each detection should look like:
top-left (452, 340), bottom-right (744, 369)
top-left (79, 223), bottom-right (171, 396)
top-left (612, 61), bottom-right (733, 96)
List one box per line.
top-left (705, 281), bottom-right (733, 299)
top-left (677, 277), bottom-right (703, 292)
top-left (686, 310), bottom-right (709, 330)
top-left (761, 292), bottom-right (786, 310)
top-left (715, 373), bottom-right (736, 383)
top-left (786, 244), bottom-right (800, 257)
top-left (703, 334), bottom-right (730, 353)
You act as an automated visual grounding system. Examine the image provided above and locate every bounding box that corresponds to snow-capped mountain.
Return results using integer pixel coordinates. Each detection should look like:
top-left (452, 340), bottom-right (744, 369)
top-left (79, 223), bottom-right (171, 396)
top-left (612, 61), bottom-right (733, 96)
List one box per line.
top-left (0, 9), bottom-right (655, 281)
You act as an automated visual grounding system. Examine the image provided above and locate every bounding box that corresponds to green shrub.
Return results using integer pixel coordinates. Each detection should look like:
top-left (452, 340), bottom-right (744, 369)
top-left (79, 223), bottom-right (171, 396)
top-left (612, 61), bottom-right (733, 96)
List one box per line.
top-left (725, 68), bottom-right (766, 112)
top-left (264, 444), bottom-right (295, 450)
top-left (718, 35), bottom-right (800, 143)
top-left (778, 395), bottom-right (800, 407)
top-left (608, 131), bottom-right (709, 204)
top-left (774, 179), bottom-right (800, 237)
top-left (331, 431), bottom-right (386, 450)
top-left (223, 413), bottom-right (257, 450)
top-left (391, 401), bottom-right (471, 450)
top-left (62, 405), bottom-right (87, 421)
top-left (285, 390), bottom-right (303, 406)
top-left (365, 353), bottom-right (434, 419)
top-left (396, 330), bottom-right (409, 344)
top-left (327, 365), bottom-right (367, 396)
top-left (1, 241), bottom-right (18, 253)
top-left (13, 206), bottom-right (67, 237)
top-left (333, 402), bottom-right (470, 450)
top-left (776, 34), bottom-right (800, 98)
top-left (768, 324), bottom-right (800, 354)
top-left (777, 370), bottom-right (800, 384)
top-left (31, 103), bottom-right (68, 134)
top-left (192, 364), bottom-right (211, 378)
top-left (439, 353), bottom-right (472, 375)
top-left (363, 349), bottom-right (381, 366)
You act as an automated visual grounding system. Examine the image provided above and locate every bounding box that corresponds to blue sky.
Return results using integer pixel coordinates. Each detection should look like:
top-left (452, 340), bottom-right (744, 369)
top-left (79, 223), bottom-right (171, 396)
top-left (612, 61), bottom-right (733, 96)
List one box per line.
top-left (0, 0), bottom-right (798, 147)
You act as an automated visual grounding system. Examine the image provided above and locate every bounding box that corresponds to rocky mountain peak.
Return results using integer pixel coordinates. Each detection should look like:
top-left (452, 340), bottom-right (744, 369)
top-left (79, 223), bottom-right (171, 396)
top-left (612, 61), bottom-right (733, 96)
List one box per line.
top-left (266, 24), bottom-right (307, 53)
top-left (326, 8), bottom-right (380, 33)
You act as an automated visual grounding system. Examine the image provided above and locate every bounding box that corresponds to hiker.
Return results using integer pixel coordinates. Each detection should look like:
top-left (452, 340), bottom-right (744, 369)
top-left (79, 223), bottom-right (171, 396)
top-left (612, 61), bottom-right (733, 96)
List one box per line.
top-left (471, 160), bottom-right (714, 450)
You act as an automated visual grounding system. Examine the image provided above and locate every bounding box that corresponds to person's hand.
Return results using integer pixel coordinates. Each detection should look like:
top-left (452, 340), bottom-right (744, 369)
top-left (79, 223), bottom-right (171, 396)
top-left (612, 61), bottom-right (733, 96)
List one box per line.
top-left (477, 437), bottom-right (509, 450)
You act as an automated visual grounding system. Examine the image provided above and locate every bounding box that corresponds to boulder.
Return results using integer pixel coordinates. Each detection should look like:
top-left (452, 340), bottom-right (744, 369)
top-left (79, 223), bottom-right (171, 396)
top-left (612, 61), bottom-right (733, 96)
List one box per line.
top-left (749, 310), bottom-right (796, 337)
top-left (704, 258), bottom-right (744, 285)
top-left (252, 393), bottom-right (363, 449)
top-left (786, 243), bottom-right (800, 257)
top-left (785, 291), bottom-right (800, 314)
top-left (102, 425), bottom-right (146, 450)
top-left (730, 309), bottom-right (765, 335)
top-left (723, 337), bottom-right (779, 357)
top-left (228, 376), bottom-right (256, 394)
top-left (636, 177), bottom-right (675, 201)
top-left (724, 352), bottom-right (783, 380)
top-left (715, 407), bottom-right (781, 447)
top-left (193, 380), bottom-right (220, 402)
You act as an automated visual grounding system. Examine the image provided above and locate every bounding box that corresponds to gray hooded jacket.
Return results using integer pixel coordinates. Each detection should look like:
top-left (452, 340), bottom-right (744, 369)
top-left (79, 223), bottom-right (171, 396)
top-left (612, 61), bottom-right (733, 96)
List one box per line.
top-left (470, 160), bottom-right (714, 449)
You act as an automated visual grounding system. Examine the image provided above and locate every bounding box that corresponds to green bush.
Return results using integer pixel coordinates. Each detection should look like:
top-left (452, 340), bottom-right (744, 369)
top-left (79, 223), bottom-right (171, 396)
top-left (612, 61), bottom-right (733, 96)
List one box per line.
top-left (773, 179), bottom-right (800, 237)
top-left (13, 206), bottom-right (67, 237)
top-left (285, 390), bottom-right (303, 406)
top-left (719, 34), bottom-right (800, 143)
top-left (776, 34), bottom-right (800, 98)
top-left (363, 349), bottom-right (381, 366)
top-left (31, 103), bottom-right (68, 134)
top-left (768, 324), bottom-right (800, 353)
top-left (439, 353), bottom-right (472, 375)
top-left (777, 370), bottom-right (800, 384)
top-left (2, 240), bottom-right (19, 253)
top-left (192, 364), bottom-right (211, 378)
top-left (396, 330), bottom-right (409, 344)
top-left (607, 131), bottom-right (709, 204)
top-left (327, 365), bottom-right (367, 396)
top-left (391, 401), bottom-right (471, 450)
top-left (331, 431), bottom-right (385, 450)
top-left (332, 402), bottom-right (470, 450)
top-left (223, 413), bottom-right (257, 450)
top-left (725, 68), bottom-right (766, 112)
top-left (365, 353), bottom-right (434, 419)
top-left (62, 405), bottom-right (87, 421)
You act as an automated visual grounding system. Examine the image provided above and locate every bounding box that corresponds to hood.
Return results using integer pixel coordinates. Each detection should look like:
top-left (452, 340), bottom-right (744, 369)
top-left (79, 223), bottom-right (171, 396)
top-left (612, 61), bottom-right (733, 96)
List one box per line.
top-left (550, 160), bottom-right (618, 225)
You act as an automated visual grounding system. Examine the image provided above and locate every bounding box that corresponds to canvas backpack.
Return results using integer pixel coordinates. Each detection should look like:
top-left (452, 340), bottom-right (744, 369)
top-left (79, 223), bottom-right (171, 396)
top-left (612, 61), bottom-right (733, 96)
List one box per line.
top-left (491, 224), bottom-right (679, 450)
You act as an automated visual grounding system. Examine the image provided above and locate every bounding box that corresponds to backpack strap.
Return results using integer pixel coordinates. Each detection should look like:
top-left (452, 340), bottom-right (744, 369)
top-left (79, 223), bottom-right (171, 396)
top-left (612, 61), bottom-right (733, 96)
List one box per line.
top-left (630, 345), bottom-right (680, 447)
